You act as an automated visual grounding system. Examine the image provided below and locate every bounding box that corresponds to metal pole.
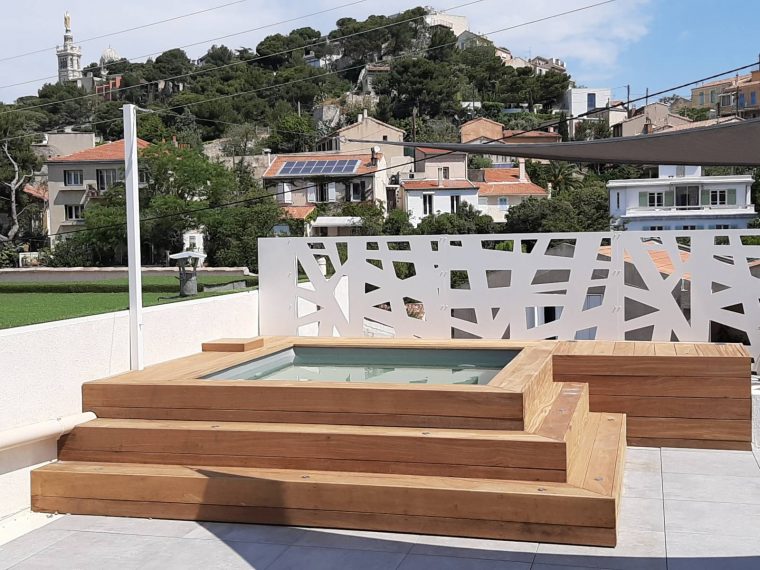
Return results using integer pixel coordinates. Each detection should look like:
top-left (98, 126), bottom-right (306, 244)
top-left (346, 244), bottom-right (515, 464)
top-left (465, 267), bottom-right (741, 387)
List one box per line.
top-left (123, 104), bottom-right (144, 370)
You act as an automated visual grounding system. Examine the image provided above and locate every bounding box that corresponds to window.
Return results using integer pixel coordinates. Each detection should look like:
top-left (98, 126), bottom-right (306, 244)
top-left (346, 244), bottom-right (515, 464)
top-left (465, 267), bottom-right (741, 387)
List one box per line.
top-left (316, 183), bottom-right (329, 202)
top-left (738, 93), bottom-right (746, 109)
top-left (681, 225), bottom-right (698, 230)
top-left (720, 94), bottom-right (733, 107)
top-left (188, 236), bottom-right (197, 250)
top-left (442, 167), bottom-right (450, 180)
top-left (423, 194), bottom-right (434, 215)
top-left (65, 205), bottom-right (84, 220)
top-left (710, 90), bottom-right (717, 104)
top-left (96, 169), bottom-right (120, 192)
top-left (676, 165), bottom-right (686, 177)
top-left (138, 169), bottom-right (150, 185)
top-left (382, 135), bottom-right (388, 141)
top-left (648, 192), bottom-right (664, 207)
top-left (710, 189), bottom-right (727, 205)
top-left (616, 192), bottom-right (620, 209)
top-left (752, 92), bottom-right (758, 107)
top-left (715, 224), bottom-right (732, 230)
top-left (58, 57), bottom-right (67, 70)
top-left (646, 226), bottom-right (665, 231)
top-left (675, 185), bottom-right (699, 207)
top-left (63, 170), bottom-right (83, 186)
top-left (498, 197), bottom-right (509, 211)
top-left (450, 195), bottom-right (461, 213)
top-left (350, 181), bottom-right (365, 202)
top-left (587, 92), bottom-right (596, 109)
top-left (699, 92), bottom-right (705, 106)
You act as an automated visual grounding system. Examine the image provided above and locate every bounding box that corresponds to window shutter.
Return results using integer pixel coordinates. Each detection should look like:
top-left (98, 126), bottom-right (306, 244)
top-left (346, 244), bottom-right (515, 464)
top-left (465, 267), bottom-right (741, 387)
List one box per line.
top-left (726, 188), bottom-right (736, 205)
top-left (360, 180), bottom-right (367, 200)
top-left (328, 182), bottom-right (337, 202)
top-left (307, 185), bottom-right (316, 203)
top-left (701, 189), bottom-right (711, 205)
top-left (283, 182), bottom-right (292, 203)
top-left (638, 192), bottom-right (648, 207)
top-left (664, 191), bottom-right (674, 207)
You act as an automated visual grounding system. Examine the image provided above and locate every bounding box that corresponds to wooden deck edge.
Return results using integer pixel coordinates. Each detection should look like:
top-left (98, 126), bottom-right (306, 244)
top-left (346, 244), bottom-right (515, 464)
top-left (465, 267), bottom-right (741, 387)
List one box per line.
top-left (202, 338), bottom-right (265, 352)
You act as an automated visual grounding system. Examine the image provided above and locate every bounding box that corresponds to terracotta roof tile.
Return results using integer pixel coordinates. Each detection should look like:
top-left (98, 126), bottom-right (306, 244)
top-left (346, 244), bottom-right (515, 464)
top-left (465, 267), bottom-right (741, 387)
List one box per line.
top-left (477, 182), bottom-right (547, 196)
top-left (48, 139), bottom-right (150, 163)
top-left (282, 205), bottom-right (316, 219)
top-left (23, 182), bottom-right (48, 201)
top-left (483, 168), bottom-right (521, 183)
top-left (264, 152), bottom-right (382, 178)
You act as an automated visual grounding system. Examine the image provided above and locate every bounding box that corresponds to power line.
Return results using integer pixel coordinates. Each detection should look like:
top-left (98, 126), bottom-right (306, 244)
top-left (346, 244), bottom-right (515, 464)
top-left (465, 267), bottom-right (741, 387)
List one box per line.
top-left (0, 0), bottom-right (485, 115)
top-left (0, 0), bottom-right (250, 64)
top-left (0, 0), bottom-right (368, 90)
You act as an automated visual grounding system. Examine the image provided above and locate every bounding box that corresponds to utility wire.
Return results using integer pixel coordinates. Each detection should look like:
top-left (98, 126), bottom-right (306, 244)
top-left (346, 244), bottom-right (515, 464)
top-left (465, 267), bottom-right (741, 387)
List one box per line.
top-left (0, 0), bottom-right (483, 114)
top-left (0, 0), bottom-right (250, 64)
top-left (0, 0), bottom-right (368, 90)
top-left (18, 57), bottom-right (760, 245)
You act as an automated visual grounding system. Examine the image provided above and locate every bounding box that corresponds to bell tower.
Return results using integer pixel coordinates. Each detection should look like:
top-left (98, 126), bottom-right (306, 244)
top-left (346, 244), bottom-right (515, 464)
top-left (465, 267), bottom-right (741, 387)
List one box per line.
top-left (56, 12), bottom-right (82, 83)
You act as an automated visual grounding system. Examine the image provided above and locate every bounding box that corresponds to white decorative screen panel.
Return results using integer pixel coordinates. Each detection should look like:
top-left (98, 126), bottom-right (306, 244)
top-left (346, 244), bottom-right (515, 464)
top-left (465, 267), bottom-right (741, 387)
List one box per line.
top-left (259, 231), bottom-right (760, 367)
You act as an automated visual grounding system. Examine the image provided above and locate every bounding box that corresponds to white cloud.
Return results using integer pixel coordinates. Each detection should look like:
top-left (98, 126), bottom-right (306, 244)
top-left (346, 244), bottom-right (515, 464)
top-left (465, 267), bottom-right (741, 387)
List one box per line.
top-left (0, 0), bottom-right (652, 103)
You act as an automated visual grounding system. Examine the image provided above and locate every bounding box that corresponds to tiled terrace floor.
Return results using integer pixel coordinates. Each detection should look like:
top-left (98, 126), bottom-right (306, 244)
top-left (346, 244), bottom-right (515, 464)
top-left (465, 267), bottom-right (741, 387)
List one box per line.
top-left (2, 447), bottom-right (760, 570)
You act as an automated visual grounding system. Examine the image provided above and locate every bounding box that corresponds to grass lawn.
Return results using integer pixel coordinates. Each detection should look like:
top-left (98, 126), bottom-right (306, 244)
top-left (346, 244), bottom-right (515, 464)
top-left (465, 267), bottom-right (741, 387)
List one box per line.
top-left (0, 289), bottom-right (253, 329)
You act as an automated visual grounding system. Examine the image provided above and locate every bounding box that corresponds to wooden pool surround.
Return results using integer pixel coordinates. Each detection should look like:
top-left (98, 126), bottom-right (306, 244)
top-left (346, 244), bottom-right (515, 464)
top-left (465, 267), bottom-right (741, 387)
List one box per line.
top-left (31, 337), bottom-right (752, 547)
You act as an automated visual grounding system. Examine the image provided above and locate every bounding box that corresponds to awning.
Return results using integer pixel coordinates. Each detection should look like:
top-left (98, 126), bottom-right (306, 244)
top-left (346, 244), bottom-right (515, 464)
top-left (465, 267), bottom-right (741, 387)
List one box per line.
top-left (351, 117), bottom-right (760, 166)
top-left (310, 216), bottom-right (363, 228)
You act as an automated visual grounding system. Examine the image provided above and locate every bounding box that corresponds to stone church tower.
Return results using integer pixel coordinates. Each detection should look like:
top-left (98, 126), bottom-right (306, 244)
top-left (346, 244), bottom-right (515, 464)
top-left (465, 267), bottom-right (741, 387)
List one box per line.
top-left (56, 12), bottom-right (82, 83)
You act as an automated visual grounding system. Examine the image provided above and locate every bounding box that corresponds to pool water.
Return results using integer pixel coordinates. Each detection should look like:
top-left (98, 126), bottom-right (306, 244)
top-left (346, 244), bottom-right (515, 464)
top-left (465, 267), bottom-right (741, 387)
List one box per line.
top-left (205, 347), bottom-right (518, 385)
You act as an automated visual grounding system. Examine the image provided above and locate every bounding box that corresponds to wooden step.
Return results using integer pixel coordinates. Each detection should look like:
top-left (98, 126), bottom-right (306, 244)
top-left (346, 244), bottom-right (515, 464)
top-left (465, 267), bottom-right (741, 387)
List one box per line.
top-left (58, 419), bottom-right (567, 482)
top-left (32, 461), bottom-right (619, 547)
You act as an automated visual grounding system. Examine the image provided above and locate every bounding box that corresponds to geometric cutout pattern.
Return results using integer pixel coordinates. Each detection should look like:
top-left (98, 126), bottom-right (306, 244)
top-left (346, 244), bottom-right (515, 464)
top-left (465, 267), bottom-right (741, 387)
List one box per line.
top-left (258, 231), bottom-right (760, 370)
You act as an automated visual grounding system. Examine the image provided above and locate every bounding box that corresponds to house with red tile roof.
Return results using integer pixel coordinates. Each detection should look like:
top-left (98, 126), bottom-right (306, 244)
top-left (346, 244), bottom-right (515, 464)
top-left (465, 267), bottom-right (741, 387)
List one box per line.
top-left (46, 138), bottom-right (150, 242)
top-left (472, 165), bottom-right (547, 221)
top-left (262, 150), bottom-right (389, 236)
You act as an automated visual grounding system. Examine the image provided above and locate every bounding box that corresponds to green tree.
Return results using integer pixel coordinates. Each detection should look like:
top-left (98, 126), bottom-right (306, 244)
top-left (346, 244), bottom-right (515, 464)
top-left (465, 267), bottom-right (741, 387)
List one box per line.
top-left (266, 113), bottom-right (315, 153)
top-left (545, 161), bottom-right (582, 194)
top-left (678, 107), bottom-right (710, 121)
top-left (382, 209), bottom-right (416, 235)
top-left (573, 119), bottom-right (610, 141)
top-left (503, 197), bottom-right (579, 233)
top-left (558, 112), bottom-right (570, 142)
top-left (417, 202), bottom-right (496, 234)
top-left (468, 155), bottom-right (493, 169)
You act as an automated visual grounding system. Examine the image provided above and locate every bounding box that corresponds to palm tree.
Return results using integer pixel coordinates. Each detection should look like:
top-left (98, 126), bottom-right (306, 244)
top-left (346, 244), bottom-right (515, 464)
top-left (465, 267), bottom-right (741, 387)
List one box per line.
top-left (545, 161), bottom-right (582, 196)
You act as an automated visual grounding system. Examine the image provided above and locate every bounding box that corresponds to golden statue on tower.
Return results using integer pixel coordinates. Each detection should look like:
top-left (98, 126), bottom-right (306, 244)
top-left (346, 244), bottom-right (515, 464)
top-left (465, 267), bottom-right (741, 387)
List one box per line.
top-left (64, 11), bottom-right (71, 32)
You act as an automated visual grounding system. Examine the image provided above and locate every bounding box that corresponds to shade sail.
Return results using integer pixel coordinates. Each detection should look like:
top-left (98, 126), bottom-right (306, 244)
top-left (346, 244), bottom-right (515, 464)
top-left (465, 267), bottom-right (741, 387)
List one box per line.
top-left (352, 117), bottom-right (760, 166)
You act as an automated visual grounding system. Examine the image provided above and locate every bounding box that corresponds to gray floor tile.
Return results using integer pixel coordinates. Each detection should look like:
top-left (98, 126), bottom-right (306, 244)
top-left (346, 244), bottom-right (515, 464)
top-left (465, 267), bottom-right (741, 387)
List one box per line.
top-left (666, 531), bottom-right (760, 570)
top-left (266, 545), bottom-right (405, 570)
top-left (661, 449), bottom-right (760, 477)
top-left (398, 554), bottom-right (530, 569)
top-left (617, 497), bottom-right (665, 532)
top-left (663, 472), bottom-right (760, 504)
top-left (182, 521), bottom-right (307, 545)
top-left (532, 565), bottom-right (617, 570)
top-left (534, 530), bottom-right (666, 570)
top-left (46, 514), bottom-right (201, 537)
top-left (664, 500), bottom-right (760, 538)
top-left (144, 537), bottom-right (287, 569)
top-left (622, 468), bottom-right (663, 499)
top-left (409, 534), bottom-right (536, 562)
top-left (8, 530), bottom-right (169, 570)
top-left (624, 448), bottom-right (661, 473)
top-left (294, 527), bottom-right (415, 553)
top-left (0, 530), bottom-right (73, 570)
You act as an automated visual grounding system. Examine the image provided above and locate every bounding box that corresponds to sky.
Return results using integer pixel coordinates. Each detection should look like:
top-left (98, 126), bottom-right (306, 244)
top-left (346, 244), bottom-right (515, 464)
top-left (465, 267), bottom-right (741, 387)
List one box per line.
top-left (0, 0), bottom-right (758, 106)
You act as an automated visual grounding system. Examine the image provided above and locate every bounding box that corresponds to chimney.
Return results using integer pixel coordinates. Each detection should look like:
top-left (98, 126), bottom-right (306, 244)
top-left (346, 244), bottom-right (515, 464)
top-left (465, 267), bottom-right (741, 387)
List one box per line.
top-left (363, 109), bottom-right (368, 120)
top-left (172, 135), bottom-right (178, 147)
top-left (438, 167), bottom-right (444, 187)
top-left (263, 148), bottom-right (272, 166)
top-left (370, 146), bottom-right (378, 167)
top-left (518, 158), bottom-right (527, 182)
top-left (357, 113), bottom-right (363, 124)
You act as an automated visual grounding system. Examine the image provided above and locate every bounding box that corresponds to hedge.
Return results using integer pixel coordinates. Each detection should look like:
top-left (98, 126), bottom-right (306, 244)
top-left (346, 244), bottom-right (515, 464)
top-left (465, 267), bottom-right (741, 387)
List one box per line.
top-left (0, 277), bottom-right (257, 294)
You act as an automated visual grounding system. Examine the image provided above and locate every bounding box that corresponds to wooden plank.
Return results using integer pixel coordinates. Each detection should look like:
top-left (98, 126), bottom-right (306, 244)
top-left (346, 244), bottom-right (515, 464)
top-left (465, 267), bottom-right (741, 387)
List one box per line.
top-left (583, 413), bottom-right (625, 498)
top-left (613, 342), bottom-right (636, 356)
top-left (567, 413), bottom-right (601, 488)
top-left (32, 462), bottom-right (613, 528)
top-left (31, 497), bottom-right (618, 547)
top-left (589, 394), bottom-right (751, 420)
top-left (553, 374), bottom-right (750, 399)
top-left (61, 419), bottom-right (566, 469)
top-left (57, 450), bottom-right (566, 482)
top-left (536, 384), bottom-right (589, 443)
top-left (592, 342), bottom-right (616, 356)
top-left (673, 343), bottom-right (699, 357)
top-left (652, 343), bottom-right (677, 357)
top-left (625, 417), bottom-right (751, 442)
top-left (83, 382), bottom-right (524, 420)
top-left (552, 354), bottom-right (749, 377)
top-left (632, 342), bottom-right (656, 357)
top-left (89, 407), bottom-right (524, 431)
top-left (626, 437), bottom-right (752, 451)
top-left (202, 338), bottom-right (265, 352)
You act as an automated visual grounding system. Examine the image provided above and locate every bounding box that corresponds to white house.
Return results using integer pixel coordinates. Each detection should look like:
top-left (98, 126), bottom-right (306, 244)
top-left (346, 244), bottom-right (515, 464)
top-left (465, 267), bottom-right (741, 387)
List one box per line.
top-left (608, 165), bottom-right (756, 231)
top-left (400, 148), bottom-right (477, 225)
top-left (474, 163), bottom-right (548, 221)
top-left (562, 87), bottom-right (613, 137)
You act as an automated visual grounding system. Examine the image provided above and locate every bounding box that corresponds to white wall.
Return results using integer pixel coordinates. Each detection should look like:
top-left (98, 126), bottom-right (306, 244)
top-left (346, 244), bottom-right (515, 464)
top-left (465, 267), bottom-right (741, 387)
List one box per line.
top-left (0, 291), bottom-right (259, 521)
top-left (406, 189), bottom-right (479, 225)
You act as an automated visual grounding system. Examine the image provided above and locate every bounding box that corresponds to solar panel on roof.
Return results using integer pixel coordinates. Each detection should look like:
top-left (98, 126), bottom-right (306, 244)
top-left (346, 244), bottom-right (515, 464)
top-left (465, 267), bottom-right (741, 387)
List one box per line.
top-left (277, 159), bottom-right (361, 176)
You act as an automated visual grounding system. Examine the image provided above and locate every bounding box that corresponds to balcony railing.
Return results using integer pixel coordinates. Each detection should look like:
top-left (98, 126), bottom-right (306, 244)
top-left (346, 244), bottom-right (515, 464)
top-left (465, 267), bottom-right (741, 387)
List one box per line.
top-left (626, 204), bottom-right (753, 213)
